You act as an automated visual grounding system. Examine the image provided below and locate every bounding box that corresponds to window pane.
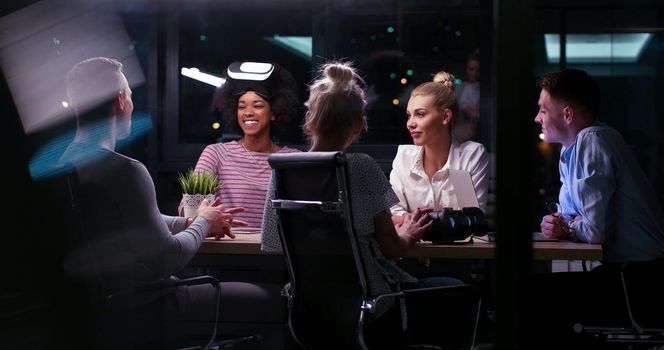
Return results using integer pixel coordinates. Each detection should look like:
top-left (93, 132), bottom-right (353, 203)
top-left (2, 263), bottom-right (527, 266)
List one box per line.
top-left (176, 1), bottom-right (483, 146)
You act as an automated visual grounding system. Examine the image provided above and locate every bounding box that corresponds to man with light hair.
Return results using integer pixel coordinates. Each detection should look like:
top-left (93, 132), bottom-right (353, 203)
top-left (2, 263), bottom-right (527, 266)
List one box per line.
top-left (65, 57), bottom-right (133, 146)
top-left (59, 57), bottom-right (283, 347)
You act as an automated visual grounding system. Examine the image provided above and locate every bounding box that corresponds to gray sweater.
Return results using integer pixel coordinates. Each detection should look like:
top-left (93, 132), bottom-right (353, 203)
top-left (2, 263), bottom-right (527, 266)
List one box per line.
top-left (60, 143), bottom-right (209, 293)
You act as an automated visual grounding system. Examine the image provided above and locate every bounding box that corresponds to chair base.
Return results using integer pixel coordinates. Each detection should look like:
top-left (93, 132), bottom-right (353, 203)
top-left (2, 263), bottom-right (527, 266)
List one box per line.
top-left (177, 333), bottom-right (261, 350)
top-left (574, 324), bottom-right (664, 346)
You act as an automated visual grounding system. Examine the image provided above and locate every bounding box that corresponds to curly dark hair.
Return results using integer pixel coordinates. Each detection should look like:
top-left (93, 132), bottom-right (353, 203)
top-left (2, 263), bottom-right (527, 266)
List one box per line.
top-left (213, 63), bottom-right (299, 136)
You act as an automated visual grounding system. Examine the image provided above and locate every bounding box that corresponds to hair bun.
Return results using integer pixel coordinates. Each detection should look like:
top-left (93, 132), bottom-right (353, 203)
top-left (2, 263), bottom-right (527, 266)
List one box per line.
top-left (324, 63), bottom-right (354, 88)
top-left (432, 71), bottom-right (456, 90)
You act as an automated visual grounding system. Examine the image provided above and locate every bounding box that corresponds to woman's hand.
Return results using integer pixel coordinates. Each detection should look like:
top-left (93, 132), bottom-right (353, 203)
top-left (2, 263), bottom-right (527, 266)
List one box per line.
top-left (391, 213), bottom-right (411, 226)
top-left (395, 207), bottom-right (433, 246)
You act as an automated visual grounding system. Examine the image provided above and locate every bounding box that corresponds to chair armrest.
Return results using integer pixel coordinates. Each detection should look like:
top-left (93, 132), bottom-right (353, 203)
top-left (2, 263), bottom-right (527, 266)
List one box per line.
top-left (400, 284), bottom-right (482, 300)
top-left (364, 284), bottom-right (481, 313)
top-left (139, 275), bottom-right (220, 291)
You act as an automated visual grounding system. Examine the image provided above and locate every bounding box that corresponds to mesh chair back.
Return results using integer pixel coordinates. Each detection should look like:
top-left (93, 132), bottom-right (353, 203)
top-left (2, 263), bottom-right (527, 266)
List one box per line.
top-left (268, 152), bottom-right (369, 350)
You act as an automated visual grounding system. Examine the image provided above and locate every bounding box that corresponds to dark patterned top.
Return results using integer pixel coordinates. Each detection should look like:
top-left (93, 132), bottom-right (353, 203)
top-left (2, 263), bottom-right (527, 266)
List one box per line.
top-left (261, 153), bottom-right (416, 318)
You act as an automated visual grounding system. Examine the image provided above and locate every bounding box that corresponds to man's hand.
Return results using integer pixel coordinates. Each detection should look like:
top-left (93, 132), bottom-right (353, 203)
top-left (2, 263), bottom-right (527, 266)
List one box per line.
top-left (195, 198), bottom-right (247, 240)
top-left (540, 214), bottom-right (569, 239)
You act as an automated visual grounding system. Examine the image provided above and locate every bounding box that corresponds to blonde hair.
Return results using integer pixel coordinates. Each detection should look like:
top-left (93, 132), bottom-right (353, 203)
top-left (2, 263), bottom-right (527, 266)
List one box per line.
top-left (411, 70), bottom-right (459, 128)
top-left (303, 61), bottom-right (366, 140)
top-left (432, 71), bottom-right (456, 90)
top-left (65, 57), bottom-right (125, 125)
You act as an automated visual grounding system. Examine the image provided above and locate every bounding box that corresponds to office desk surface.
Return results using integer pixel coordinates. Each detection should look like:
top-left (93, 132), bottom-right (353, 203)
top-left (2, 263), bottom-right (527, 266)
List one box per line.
top-left (198, 233), bottom-right (271, 255)
top-left (198, 234), bottom-right (603, 261)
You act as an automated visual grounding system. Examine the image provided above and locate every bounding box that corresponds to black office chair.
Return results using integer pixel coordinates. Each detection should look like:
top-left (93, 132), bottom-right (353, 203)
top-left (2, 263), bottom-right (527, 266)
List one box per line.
top-left (39, 164), bottom-right (257, 349)
top-left (267, 152), bottom-right (482, 350)
top-left (573, 260), bottom-right (664, 347)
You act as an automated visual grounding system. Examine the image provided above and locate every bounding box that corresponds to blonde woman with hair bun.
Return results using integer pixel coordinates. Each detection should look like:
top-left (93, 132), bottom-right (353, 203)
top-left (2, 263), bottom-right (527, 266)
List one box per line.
top-left (302, 61), bottom-right (367, 148)
top-left (432, 70), bottom-right (456, 88)
top-left (262, 61), bottom-right (466, 348)
top-left (389, 70), bottom-right (489, 226)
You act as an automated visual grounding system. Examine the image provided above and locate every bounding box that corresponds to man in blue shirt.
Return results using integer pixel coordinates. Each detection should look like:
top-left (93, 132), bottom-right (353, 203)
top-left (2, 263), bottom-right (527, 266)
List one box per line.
top-left (533, 69), bottom-right (664, 348)
top-left (535, 69), bottom-right (664, 262)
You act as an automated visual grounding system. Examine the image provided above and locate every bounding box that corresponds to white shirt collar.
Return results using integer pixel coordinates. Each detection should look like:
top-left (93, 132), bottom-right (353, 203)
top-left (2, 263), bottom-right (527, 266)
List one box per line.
top-left (409, 141), bottom-right (459, 178)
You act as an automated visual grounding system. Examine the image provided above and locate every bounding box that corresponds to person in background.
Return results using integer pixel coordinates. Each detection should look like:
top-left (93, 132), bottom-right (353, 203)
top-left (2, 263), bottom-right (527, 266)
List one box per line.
top-left (453, 51), bottom-right (481, 141)
top-left (261, 61), bottom-right (468, 349)
top-left (533, 68), bottom-right (664, 348)
top-left (390, 70), bottom-right (489, 225)
top-left (60, 57), bottom-right (283, 345)
top-left (184, 61), bottom-right (300, 230)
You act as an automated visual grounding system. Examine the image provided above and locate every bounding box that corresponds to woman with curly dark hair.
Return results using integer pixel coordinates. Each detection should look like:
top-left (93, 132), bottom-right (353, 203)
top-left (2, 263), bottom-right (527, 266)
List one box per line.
top-left (187, 61), bottom-right (300, 230)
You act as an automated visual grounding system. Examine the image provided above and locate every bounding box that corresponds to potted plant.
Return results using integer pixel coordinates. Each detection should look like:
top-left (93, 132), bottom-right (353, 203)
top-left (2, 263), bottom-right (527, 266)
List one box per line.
top-left (178, 169), bottom-right (219, 217)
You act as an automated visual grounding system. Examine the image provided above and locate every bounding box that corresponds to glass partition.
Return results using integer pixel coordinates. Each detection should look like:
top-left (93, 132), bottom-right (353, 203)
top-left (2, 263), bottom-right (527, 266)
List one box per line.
top-left (169, 1), bottom-right (486, 156)
top-left (533, 5), bottom-right (664, 211)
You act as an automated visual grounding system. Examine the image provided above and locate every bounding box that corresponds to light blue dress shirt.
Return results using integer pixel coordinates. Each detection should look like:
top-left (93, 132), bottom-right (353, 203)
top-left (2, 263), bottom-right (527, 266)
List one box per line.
top-left (558, 124), bottom-right (664, 262)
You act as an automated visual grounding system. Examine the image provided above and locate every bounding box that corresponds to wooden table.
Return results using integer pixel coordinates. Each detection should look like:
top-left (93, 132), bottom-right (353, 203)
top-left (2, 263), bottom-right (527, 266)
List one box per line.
top-left (198, 233), bottom-right (274, 255)
top-left (199, 233), bottom-right (603, 261)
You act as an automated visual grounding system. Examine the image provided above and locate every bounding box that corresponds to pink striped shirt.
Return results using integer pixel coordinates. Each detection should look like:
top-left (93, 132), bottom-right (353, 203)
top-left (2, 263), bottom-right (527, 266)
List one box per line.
top-left (195, 141), bottom-right (300, 230)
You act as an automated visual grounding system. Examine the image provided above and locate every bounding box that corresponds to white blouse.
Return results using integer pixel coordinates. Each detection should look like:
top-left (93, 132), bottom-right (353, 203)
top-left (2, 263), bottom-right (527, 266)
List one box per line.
top-left (389, 141), bottom-right (489, 216)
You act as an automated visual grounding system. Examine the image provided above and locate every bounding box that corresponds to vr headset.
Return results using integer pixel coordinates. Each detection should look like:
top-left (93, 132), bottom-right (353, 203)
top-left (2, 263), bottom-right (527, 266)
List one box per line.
top-left (226, 61), bottom-right (276, 99)
top-left (423, 207), bottom-right (488, 244)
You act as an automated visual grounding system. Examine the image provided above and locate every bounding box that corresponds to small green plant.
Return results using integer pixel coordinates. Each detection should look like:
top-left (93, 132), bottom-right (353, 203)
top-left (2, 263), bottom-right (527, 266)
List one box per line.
top-left (178, 169), bottom-right (219, 195)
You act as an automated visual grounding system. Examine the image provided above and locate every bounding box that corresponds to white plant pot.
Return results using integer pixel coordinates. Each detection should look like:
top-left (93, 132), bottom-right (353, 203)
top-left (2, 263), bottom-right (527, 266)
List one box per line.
top-left (182, 193), bottom-right (216, 218)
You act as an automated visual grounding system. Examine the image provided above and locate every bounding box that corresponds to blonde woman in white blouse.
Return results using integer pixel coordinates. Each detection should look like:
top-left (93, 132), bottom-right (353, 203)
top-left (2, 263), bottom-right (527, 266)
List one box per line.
top-left (390, 71), bottom-right (489, 225)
